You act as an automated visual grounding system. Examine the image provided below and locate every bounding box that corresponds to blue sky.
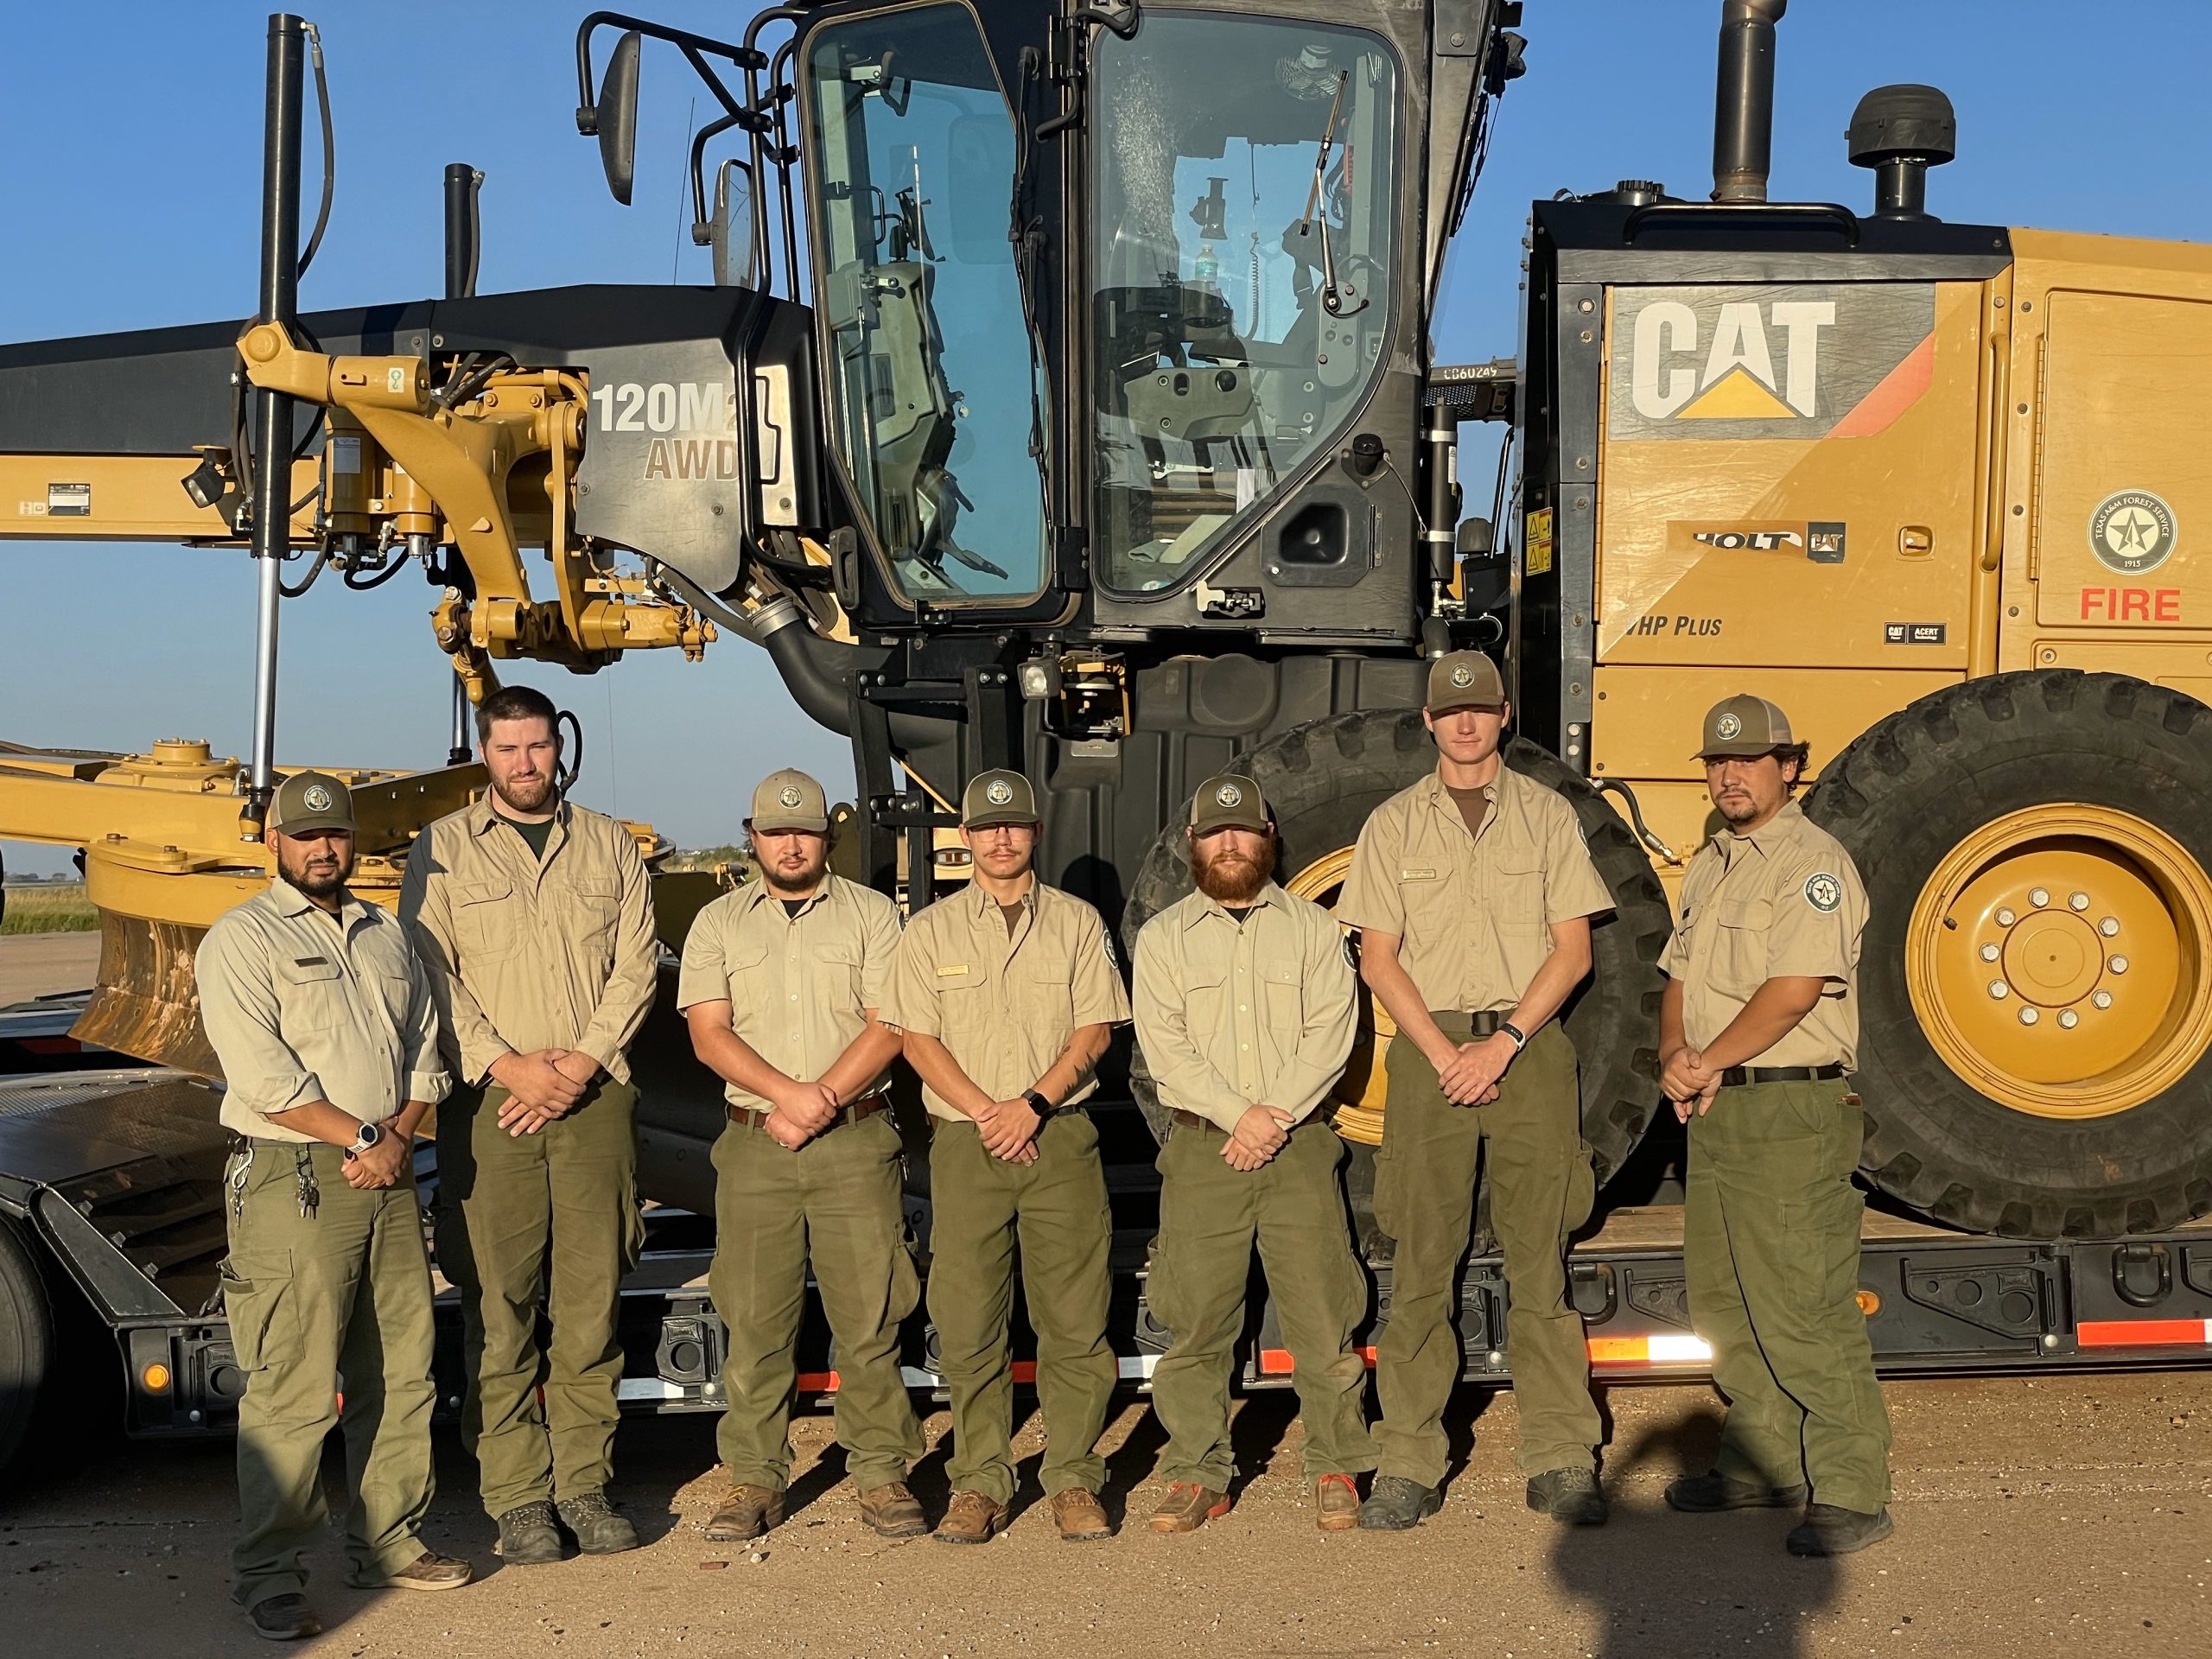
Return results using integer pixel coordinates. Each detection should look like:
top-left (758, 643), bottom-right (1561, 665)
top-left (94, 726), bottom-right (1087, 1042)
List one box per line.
top-left (6, 0), bottom-right (2208, 875)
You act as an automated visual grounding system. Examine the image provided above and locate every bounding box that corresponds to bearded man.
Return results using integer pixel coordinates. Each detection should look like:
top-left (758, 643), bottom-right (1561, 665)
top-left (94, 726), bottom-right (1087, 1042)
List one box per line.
top-left (677, 769), bottom-right (926, 1543)
top-left (399, 684), bottom-right (659, 1564)
top-left (1130, 772), bottom-right (1373, 1534)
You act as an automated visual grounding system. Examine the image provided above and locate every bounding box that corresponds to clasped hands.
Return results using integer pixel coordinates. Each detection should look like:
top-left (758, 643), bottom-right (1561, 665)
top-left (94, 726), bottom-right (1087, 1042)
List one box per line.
top-left (1660, 1045), bottom-right (1724, 1122)
top-left (340, 1128), bottom-right (410, 1190)
top-left (1431, 1030), bottom-right (1519, 1106)
top-left (492, 1047), bottom-right (601, 1135)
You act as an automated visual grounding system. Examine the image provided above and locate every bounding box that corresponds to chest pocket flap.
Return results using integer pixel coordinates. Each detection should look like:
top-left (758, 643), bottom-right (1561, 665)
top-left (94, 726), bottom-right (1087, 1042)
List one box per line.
top-left (278, 956), bottom-right (346, 1030)
top-left (454, 880), bottom-right (520, 958)
top-left (1260, 956), bottom-right (1304, 1026)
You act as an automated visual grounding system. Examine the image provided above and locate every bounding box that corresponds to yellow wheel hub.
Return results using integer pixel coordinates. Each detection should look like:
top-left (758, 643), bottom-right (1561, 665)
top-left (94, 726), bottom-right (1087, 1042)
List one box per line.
top-left (1285, 845), bottom-right (1393, 1145)
top-left (1908, 804), bottom-right (2212, 1119)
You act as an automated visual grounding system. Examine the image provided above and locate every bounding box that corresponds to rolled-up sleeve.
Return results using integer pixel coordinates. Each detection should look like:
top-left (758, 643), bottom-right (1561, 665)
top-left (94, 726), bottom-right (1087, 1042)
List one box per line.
top-left (400, 947), bottom-right (452, 1105)
top-left (194, 918), bottom-right (326, 1117)
top-left (574, 827), bottom-right (661, 1073)
top-left (1133, 920), bottom-right (1249, 1132)
top-left (398, 832), bottom-right (513, 1085)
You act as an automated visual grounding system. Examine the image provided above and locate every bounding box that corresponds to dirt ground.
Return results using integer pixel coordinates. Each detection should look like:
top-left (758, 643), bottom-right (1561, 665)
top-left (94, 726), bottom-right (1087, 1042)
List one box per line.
top-left (3, 1371), bottom-right (2207, 1659)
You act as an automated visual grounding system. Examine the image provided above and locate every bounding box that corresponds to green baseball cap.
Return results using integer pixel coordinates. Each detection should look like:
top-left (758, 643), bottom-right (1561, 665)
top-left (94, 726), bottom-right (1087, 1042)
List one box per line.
top-left (1697, 693), bottom-right (1797, 759)
top-left (267, 770), bottom-right (355, 836)
top-left (1426, 650), bottom-right (1506, 715)
top-left (963, 768), bottom-right (1039, 828)
top-left (749, 767), bottom-right (830, 834)
top-left (1190, 772), bottom-right (1269, 834)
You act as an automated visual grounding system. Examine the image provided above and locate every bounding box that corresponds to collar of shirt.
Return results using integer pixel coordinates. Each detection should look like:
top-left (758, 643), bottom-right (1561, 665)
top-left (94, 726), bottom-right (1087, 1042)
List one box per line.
top-left (468, 792), bottom-right (569, 842)
top-left (1181, 880), bottom-right (1293, 929)
top-left (1418, 766), bottom-right (1505, 834)
top-left (1721, 798), bottom-right (1809, 862)
top-left (266, 874), bottom-right (365, 928)
top-left (736, 873), bottom-right (839, 918)
top-left (963, 874), bottom-right (1037, 919)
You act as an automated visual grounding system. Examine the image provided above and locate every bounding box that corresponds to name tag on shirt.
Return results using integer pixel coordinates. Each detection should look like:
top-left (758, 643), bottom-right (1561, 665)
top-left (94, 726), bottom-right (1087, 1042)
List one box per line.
top-left (294, 957), bottom-right (330, 968)
top-left (937, 963), bottom-right (971, 978)
top-left (1399, 868), bottom-right (1438, 880)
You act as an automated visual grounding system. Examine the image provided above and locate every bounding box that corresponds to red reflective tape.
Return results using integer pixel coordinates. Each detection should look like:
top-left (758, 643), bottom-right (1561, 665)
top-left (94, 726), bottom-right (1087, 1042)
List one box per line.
top-left (1012, 1362), bottom-right (1038, 1383)
top-left (1258, 1348), bottom-right (1294, 1376)
top-left (2076, 1318), bottom-right (2212, 1349)
top-left (17, 1037), bottom-right (81, 1054)
top-left (797, 1370), bottom-right (842, 1392)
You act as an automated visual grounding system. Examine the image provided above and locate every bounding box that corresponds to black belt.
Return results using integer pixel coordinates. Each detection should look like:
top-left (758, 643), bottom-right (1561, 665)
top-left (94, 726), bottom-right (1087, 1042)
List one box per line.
top-left (727, 1097), bottom-right (887, 1134)
top-left (1427, 1010), bottom-right (1512, 1035)
top-left (1718, 1064), bottom-right (1847, 1088)
top-left (1171, 1109), bottom-right (1226, 1133)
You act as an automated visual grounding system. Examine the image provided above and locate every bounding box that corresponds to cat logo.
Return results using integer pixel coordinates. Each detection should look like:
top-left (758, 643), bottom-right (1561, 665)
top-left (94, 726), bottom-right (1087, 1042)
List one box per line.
top-left (1610, 283), bottom-right (1936, 442)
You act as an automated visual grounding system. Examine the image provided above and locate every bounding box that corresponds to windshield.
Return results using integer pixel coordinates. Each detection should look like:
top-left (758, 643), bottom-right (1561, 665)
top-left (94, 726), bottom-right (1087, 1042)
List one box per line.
top-left (1090, 13), bottom-right (1397, 593)
top-left (804, 4), bottom-right (1047, 604)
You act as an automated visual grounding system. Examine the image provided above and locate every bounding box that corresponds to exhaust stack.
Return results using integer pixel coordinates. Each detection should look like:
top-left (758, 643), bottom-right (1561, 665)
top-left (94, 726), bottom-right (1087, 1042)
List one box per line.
top-left (1712, 0), bottom-right (1786, 203)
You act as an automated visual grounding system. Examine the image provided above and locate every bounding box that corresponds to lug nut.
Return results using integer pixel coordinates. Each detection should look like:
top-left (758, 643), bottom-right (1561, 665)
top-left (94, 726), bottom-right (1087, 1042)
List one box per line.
top-left (2059, 1009), bottom-right (2080, 1029)
top-left (2094, 990), bottom-right (2114, 1009)
top-left (2030, 887), bottom-right (2050, 907)
top-left (2069, 892), bottom-right (2090, 911)
top-left (1980, 943), bottom-right (2001, 962)
top-left (1996, 907), bottom-right (2018, 926)
top-left (2100, 917), bottom-right (2120, 937)
top-left (2110, 955), bottom-right (2129, 974)
top-left (2018, 1007), bottom-right (2039, 1026)
top-left (1988, 980), bottom-right (2009, 999)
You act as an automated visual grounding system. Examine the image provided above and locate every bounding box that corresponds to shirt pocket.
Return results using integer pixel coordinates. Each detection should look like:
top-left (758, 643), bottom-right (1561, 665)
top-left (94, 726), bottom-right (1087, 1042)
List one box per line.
top-left (1260, 957), bottom-right (1305, 1031)
top-left (1013, 959), bottom-right (1074, 1037)
top-left (814, 939), bottom-right (862, 1011)
top-left (454, 880), bottom-right (521, 961)
top-left (569, 878), bottom-right (622, 963)
top-left (1712, 898), bottom-right (1773, 996)
top-left (720, 938), bottom-right (772, 1014)
top-left (934, 957), bottom-right (994, 1033)
top-left (1491, 855), bottom-right (1548, 932)
top-left (1182, 960), bottom-right (1230, 1032)
top-left (277, 956), bottom-right (347, 1032)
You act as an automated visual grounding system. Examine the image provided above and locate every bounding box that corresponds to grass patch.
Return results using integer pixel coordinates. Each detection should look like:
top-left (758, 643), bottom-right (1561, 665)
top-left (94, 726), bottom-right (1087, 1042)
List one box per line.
top-left (1, 884), bottom-right (98, 935)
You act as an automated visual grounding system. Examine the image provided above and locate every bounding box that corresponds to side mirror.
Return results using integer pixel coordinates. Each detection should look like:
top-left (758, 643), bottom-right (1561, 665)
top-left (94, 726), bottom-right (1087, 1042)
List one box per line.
top-left (597, 30), bottom-right (642, 206)
top-left (710, 159), bottom-right (759, 289)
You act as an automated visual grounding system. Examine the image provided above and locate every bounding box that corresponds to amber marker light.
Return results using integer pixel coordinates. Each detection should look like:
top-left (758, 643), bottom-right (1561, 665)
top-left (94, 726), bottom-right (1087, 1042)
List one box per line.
top-left (141, 1361), bottom-right (173, 1391)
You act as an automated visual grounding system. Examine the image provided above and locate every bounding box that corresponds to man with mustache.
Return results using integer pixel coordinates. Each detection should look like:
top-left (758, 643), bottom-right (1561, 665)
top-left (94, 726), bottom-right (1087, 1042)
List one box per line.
top-left (1338, 650), bottom-right (1615, 1530)
top-left (1133, 774), bottom-right (1371, 1533)
top-left (198, 772), bottom-right (472, 1641)
top-left (885, 769), bottom-right (1131, 1545)
top-left (399, 685), bottom-right (659, 1565)
top-left (677, 768), bottom-right (925, 1544)
top-left (1658, 694), bottom-right (1891, 1556)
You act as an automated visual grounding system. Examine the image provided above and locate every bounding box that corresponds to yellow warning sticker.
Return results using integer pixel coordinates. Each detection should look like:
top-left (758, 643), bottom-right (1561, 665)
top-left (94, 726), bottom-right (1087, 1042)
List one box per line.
top-left (1525, 507), bottom-right (1554, 576)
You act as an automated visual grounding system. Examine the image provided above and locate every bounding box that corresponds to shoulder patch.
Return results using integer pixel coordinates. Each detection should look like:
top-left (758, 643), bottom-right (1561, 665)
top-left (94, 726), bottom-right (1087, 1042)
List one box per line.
top-left (1802, 872), bottom-right (1844, 913)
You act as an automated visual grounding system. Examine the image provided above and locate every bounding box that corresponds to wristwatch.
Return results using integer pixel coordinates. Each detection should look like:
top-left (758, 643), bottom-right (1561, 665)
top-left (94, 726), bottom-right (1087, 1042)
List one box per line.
top-left (343, 1120), bottom-right (384, 1160)
top-left (1498, 1021), bottom-right (1530, 1052)
top-left (1022, 1090), bottom-right (1054, 1118)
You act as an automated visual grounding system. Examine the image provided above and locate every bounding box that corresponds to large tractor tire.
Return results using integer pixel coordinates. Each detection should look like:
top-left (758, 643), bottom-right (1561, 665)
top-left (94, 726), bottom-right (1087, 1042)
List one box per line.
top-left (1808, 671), bottom-right (2212, 1237)
top-left (1121, 710), bottom-right (1671, 1248)
top-left (0, 1216), bottom-right (56, 1477)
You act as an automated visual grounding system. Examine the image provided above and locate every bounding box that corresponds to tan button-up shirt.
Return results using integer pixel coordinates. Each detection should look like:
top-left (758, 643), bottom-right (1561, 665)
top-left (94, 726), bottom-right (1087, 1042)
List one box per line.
top-left (1133, 882), bottom-right (1357, 1133)
top-left (1662, 800), bottom-right (1866, 1069)
top-left (1337, 766), bottom-right (1614, 1013)
top-left (398, 796), bottom-right (659, 1086)
top-left (675, 874), bottom-right (902, 1110)
top-left (884, 878), bottom-right (1132, 1122)
top-left (196, 878), bottom-right (448, 1142)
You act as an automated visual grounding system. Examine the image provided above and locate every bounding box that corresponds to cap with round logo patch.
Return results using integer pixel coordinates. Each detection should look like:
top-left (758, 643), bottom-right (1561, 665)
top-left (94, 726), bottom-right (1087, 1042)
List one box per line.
top-left (1696, 693), bottom-right (1796, 759)
top-left (1189, 772), bottom-right (1269, 835)
top-left (1425, 650), bottom-right (1506, 715)
top-left (267, 770), bottom-right (356, 836)
top-left (749, 767), bottom-right (829, 834)
top-left (962, 768), bottom-right (1039, 829)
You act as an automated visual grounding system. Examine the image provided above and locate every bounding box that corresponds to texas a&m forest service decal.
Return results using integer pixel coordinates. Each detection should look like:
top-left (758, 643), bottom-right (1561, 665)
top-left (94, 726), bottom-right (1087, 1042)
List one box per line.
top-left (1610, 283), bottom-right (1936, 442)
top-left (2087, 489), bottom-right (2177, 577)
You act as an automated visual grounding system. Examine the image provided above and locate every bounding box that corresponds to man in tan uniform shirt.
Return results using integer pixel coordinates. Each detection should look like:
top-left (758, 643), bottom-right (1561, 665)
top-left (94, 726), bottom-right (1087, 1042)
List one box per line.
top-left (885, 769), bottom-right (1131, 1545)
top-left (1135, 773), bottom-right (1373, 1534)
top-left (1338, 651), bottom-right (1616, 1529)
top-left (399, 684), bottom-right (658, 1563)
top-left (199, 772), bottom-right (470, 1641)
top-left (1658, 693), bottom-right (1892, 1556)
top-left (677, 767), bottom-right (925, 1544)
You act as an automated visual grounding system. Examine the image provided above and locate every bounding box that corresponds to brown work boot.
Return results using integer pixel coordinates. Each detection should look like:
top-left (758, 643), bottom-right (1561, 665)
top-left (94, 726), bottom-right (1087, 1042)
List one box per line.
top-left (1050, 1487), bottom-right (1114, 1541)
top-left (703, 1484), bottom-right (785, 1543)
top-left (857, 1481), bottom-right (929, 1538)
top-left (1314, 1473), bottom-right (1363, 1531)
top-left (932, 1489), bottom-right (1006, 1545)
top-left (355, 1550), bottom-right (473, 1592)
top-left (1147, 1482), bottom-right (1230, 1534)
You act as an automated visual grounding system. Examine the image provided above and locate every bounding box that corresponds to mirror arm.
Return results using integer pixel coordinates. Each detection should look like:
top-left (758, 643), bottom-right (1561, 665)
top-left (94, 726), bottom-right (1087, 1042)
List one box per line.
top-left (574, 10), bottom-right (765, 133)
top-left (687, 111), bottom-right (746, 244)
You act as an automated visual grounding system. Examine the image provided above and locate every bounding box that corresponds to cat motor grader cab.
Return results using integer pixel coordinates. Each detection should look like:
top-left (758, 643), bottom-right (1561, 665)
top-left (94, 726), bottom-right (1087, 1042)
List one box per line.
top-left (3, 0), bottom-right (2212, 1467)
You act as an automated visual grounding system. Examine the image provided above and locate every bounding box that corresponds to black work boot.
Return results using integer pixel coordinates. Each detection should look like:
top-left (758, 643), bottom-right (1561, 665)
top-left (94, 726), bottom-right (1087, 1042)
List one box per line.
top-left (1357, 1475), bottom-right (1443, 1531)
top-left (1786, 1503), bottom-right (1893, 1556)
top-left (1526, 1467), bottom-right (1609, 1526)
top-left (247, 1593), bottom-right (321, 1642)
top-left (558, 1492), bottom-right (641, 1555)
top-left (497, 1499), bottom-right (566, 1565)
top-left (1666, 1471), bottom-right (1809, 1513)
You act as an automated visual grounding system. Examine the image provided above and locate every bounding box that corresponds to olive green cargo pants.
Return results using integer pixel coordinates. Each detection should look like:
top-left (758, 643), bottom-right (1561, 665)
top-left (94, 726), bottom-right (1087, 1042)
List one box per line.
top-left (433, 1077), bottom-right (642, 1519)
top-left (927, 1111), bottom-right (1116, 1505)
top-left (1687, 1079), bottom-right (1893, 1514)
top-left (1373, 1019), bottom-right (1599, 1484)
top-left (220, 1140), bottom-right (438, 1610)
top-left (1147, 1116), bottom-right (1376, 1489)
top-left (708, 1108), bottom-right (923, 1490)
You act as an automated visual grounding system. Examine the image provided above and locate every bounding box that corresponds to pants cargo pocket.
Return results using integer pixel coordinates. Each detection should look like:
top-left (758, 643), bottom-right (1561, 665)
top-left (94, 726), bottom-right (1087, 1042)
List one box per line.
top-left (220, 1250), bottom-right (295, 1375)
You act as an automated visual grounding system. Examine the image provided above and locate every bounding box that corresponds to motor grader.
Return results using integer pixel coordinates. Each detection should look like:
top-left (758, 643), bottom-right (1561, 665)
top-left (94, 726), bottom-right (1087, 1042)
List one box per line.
top-left (3, 0), bottom-right (2211, 1470)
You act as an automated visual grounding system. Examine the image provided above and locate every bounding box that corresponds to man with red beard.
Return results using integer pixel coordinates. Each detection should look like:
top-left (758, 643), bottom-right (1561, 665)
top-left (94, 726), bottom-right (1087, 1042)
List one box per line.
top-left (1133, 774), bottom-right (1370, 1533)
top-left (1338, 651), bottom-right (1615, 1531)
top-left (400, 685), bottom-right (659, 1565)
top-left (678, 768), bottom-right (925, 1544)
